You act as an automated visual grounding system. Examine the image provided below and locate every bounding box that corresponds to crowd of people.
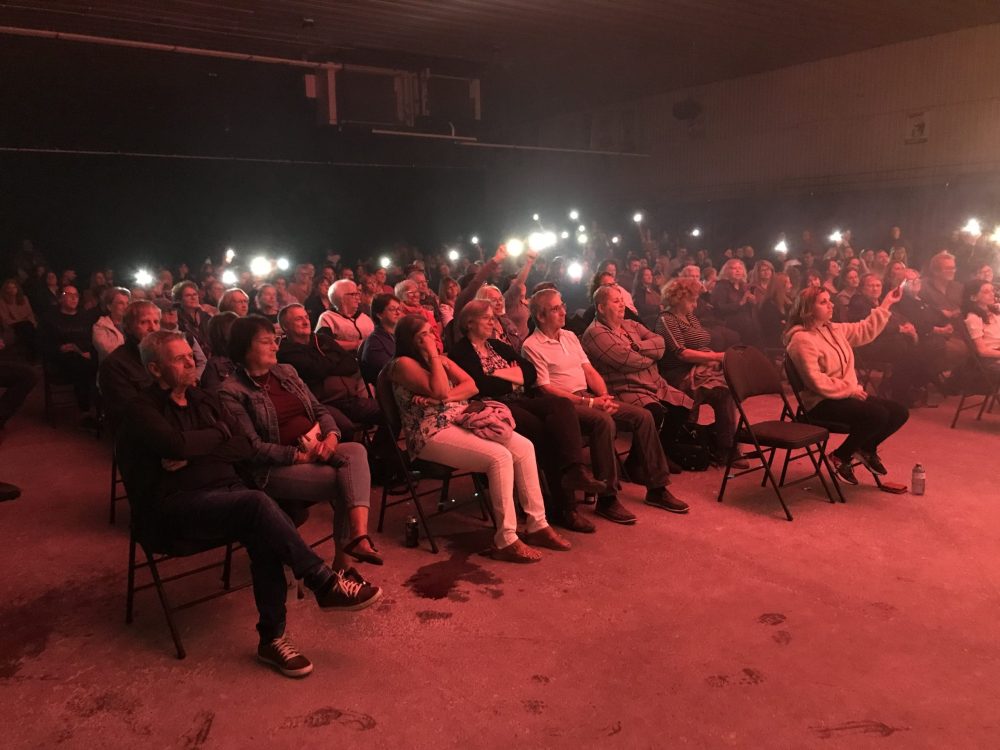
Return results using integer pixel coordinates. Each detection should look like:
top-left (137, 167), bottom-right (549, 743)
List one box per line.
top-left (1, 222), bottom-right (998, 677)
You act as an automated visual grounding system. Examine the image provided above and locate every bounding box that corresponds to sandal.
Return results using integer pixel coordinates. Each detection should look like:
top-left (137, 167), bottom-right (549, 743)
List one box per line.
top-left (343, 535), bottom-right (384, 566)
top-left (486, 539), bottom-right (542, 564)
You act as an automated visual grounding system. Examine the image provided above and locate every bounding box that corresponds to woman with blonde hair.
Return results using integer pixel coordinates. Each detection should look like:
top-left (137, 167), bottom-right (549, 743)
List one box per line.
top-left (758, 273), bottom-right (794, 348)
top-left (710, 258), bottom-right (760, 345)
top-left (747, 260), bottom-right (775, 302)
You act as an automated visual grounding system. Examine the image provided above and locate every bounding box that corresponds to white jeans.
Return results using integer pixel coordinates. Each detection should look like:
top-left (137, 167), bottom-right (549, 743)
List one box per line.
top-left (417, 425), bottom-right (549, 547)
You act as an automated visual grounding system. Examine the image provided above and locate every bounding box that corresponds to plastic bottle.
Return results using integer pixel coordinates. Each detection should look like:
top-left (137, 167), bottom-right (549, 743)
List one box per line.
top-left (911, 464), bottom-right (926, 496)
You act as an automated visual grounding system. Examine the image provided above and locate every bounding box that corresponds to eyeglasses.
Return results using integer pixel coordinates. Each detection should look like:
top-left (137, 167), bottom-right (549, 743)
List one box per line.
top-left (545, 303), bottom-right (567, 313)
top-left (343, 291), bottom-right (362, 297)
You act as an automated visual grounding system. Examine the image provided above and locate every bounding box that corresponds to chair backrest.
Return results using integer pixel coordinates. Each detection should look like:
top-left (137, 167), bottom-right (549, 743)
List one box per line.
top-left (375, 364), bottom-right (403, 437)
top-left (723, 345), bottom-right (783, 401)
top-left (783, 356), bottom-right (808, 407)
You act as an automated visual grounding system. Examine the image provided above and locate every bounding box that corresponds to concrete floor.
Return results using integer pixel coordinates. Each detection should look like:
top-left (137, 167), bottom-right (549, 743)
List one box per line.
top-left (2, 383), bottom-right (999, 749)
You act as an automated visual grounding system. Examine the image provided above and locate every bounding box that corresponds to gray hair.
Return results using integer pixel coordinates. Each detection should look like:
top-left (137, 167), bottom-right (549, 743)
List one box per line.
top-left (592, 283), bottom-right (620, 307)
top-left (139, 330), bottom-right (186, 367)
top-left (529, 288), bottom-right (560, 321)
top-left (101, 285), bottom-right (131, 310)
top-left (476, 284), bottom-right (502, 300)
top-left (394, 279), bottom-right (418, 298)
top-left (122, 299), bottom-right (159, 332)
top-left (328, 279), bottom-right (356, 309)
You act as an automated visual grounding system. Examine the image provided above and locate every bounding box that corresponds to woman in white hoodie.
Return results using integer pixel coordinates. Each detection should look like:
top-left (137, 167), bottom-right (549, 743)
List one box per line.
top-left (92, 286), bottom-right (131, 363)
top-left (784, 285), bottom-right (908, 485)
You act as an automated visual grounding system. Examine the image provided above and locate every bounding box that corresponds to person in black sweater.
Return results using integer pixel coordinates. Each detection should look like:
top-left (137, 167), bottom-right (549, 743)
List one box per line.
top-left (41, 284), bottom-right (98, 411)
top-left (97, 300), bottom-right (161, 431)
top-left (450, 299), bottom-right (605, 531)
top-left (117, 329), bottom-right (380, 678)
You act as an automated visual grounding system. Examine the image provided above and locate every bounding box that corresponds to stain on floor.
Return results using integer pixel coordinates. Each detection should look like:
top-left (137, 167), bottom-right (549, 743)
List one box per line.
top-left (404, 531), bottom-right (502, 601)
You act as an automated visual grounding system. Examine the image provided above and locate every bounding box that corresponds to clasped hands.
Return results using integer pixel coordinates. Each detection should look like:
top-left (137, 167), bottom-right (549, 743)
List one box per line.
top-left (295, 433), bottom-right (339, 463)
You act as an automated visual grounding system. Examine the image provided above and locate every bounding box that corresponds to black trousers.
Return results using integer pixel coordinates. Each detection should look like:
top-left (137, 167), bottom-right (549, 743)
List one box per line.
top-left (808, 396), bottom-right (909, 460)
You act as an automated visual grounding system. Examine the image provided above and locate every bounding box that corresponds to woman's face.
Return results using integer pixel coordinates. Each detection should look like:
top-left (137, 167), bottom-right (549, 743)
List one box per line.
top-left (2, 280), bottom-right (16, 298)
top-left (471, 308), bottom-right (496, 340)
top-left (443, 280), bottom-right (459, 304)
top-left (378, 298), bottom-right (404, 329)
top-left (674, 293), bottom-right (698, 316)
top-left (845, 269), bottom-right (860, 289)
top-left (93, 272), bottom-right (107, 287)
top-left (232, 291), bottom-right (250, 317)
top-left (888, 262), bottom-right (907, 284)
top-left (46, 272), bottom-right (58, 286)
top-left (728, 263), bottom-right (746, 283)
top-left (414, 322), bottom-right (436, 352)
top-left (973, 282), bottom-right (995, 308)
top-left (247, 328), bottom-right (279, 371)
top-left (813, 291), bottom-right (834, 323)
top-left (109, 293), bottom-right (129, 321)
top-left (758, 265), bottom-right (773, 283)
top-left (826, 260), bottom-right (841, 278)
top-left (179, 285), bottom-right (201, 312)
top-left (401, 284), bottom-right (421, 307)
top-left (976, 265), bottom-right (994, 283)
top-left (807, 273), bottom-right (822, 289)
top-left (641, 268), bottom-right (654, 285)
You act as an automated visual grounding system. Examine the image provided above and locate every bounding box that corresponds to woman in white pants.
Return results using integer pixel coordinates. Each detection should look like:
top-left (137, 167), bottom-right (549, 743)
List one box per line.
top-left (389, 314), bottom-right (569, 562)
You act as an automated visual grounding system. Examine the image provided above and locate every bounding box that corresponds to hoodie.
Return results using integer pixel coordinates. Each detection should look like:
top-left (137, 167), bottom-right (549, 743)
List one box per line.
top-left (784, 307), bottom-right (890, 411)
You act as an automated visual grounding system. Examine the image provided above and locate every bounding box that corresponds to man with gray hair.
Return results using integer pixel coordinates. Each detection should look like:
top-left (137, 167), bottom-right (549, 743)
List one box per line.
top-left (315, 279), bottom-right (374, 352)
top-left (98, 299), bottom-right (161, 430)
top-left (117, 329), bottom-right (380, 679)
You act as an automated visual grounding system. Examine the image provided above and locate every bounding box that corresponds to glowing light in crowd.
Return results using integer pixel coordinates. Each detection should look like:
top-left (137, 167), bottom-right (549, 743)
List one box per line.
top-left (577, 224), bottom-right (586, 233)
top-left (222, 269), bottom-right (238, 285)
top-left (276, 257), bottom-right (290, 271)
top-left (250, 256), bottom-right (272, 276)
top-left (829, 230), bottom-right (843, 244)
top-left (134, 269), bottom-right (153, 287)
top-left (379, 256), bottom-right (391, 269)
top-left (560, 230), bottom-right (570, 239)
top-left (633, 212), bottom-right (644, 224)
top-left (506, 238), bottom-right (525, 257)
top-left (569, 209), bottom-right (579, 221)
top-left (567, 261), bottom-right (584, 281)
top-left (225, 248), bottom-right (236, 263)
top-left (577, 233), bottom-right (589, 245)
top-left (774, 239), bottom-right (789, 254)
top-left (470, 235), bottom-right (480, 245)
top-left (611, 235), bottom-right (621, 244)
top-left (990, 226), bottom-right (1000, 244)
top-left (963, 218), bottom-right (982, 236)
top-left (532, 213), bottom-right (540, 222)
top-left (690, 227), bottom-right (701, 237)
top-left (528, 231), bottom-right (557, 252)
top-left (447, 248), bottom-right (460, 262)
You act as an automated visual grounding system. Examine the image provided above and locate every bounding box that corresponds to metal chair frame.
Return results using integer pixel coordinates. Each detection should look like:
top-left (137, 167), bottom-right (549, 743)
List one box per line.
top-left (949, 318), bottom-right (1000, 428)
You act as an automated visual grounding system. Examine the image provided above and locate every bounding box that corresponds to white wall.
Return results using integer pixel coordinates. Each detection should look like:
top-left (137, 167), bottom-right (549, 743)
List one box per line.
top-left (537, 24), bottom-right (1000, 202)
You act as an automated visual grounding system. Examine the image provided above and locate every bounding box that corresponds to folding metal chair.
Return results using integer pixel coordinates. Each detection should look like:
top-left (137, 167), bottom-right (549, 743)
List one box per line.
top-left (949, 318), bottom-right (1000, 428)
top-left (718, 346), bottom-right (838, 521)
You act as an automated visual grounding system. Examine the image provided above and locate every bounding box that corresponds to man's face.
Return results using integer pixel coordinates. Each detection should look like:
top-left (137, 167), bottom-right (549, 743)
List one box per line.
top-left (160, 309), bottom-right (179, 330)
top-left (282, 306), bottom-right (313, 338)
top-left (597, 286), bottom-right (626, 326)
top-left (936, 258), bottom-right (957, 281)
top-left (129, 307), bottom-right (161, 339)
top-left (540, 293), bottom-right (567, 329)
top-left (863, 276), bottom-right (882, 300)
top-left (151, 338), bottom-right (197, 389)
top-left (179, 285), bottom-right (201, 312)
top-left (60, 286), bottom-right (80, 313)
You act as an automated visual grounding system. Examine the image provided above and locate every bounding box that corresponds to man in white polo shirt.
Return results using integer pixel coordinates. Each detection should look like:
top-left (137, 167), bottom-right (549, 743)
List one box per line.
top-left (521, 288), bottom-right (688, 527)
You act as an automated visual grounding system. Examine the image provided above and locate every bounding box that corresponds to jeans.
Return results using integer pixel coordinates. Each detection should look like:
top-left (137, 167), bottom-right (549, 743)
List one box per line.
top-left (150, 484), bottom-right (328, 642)
top-left (417, 425), bottom-right (549, 548)
top-left (264, 442), bottom-right (371, 545)
top-left (808, 396), bottom-right (909, 460)
top-left (575, 401), bottom-right (671, 491)
top-left (0, 360), bottom-right (38, 427)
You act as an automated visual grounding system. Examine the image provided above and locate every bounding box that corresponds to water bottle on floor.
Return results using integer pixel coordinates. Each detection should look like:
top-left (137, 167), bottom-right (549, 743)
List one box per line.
top-left (911, 464), bottom-right (926, 496)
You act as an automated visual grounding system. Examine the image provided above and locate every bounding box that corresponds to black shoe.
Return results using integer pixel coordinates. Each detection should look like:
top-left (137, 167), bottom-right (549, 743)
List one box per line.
top-left (594, 497), bottom-right (637, 525)
top-left (644, 487), bottom-right (690, 514)
top-left (0, 482), bottom-right (21, 503)
top-left (257, 635), bottom-right (313, 678)
top-left (554, 509), bottom-right (596, 534)
top-left (315, 570), bottom-right (382, 611)
top-left (334, 566), bottom-right (370, 586)
top-left (831, 455), bottom-right (858, 485)
top-left (855, 451), bottom-right (888, 476)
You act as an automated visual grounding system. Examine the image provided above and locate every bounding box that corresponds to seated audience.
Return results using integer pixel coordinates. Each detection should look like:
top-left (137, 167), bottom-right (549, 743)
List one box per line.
top-left (389, 314), bottom-right (570, 561)
top-left (655, 278), bottom-right (741, 466)
top-left (173, 280), bottom-right (213, 356)
top-left (359, 293), bottom-right (401, 384)
top-left (98, 299), bottom-right (161, 430)
top-left (962, 280), bottom-right (1000, 373)
top-left (632, 266), bottom-right (662, 325)
top-left (218, 288), bottom-right (250, 317)
top-left (200, 311), bottom-right (238, 393)
top-left (118, 329), bottom-right (379, 679)
top-left (451, 299), bottom-right (607, 531)
top-left (396, 279), bottom-right (439, 341)
top-left (820, 258), bottom-right (841, 295)
top-left (785, 286), bottom-right (908, 485)
top-left (475, 284), bottom-right (523, 352)
top-left (437, 277), bottom-right (459, 330)
top-left (581, 284), bottom-right (693, 464)
top-left (758, 272), bottom-right (794, 348)
top-left (92, 286), bottom-right (131, 363)
top-left (41, 284), bottom-right (98, 412)
top-left (303, 277), bottom-right (331, 328)
top-left (316, 279), bottom-right (374, 351)
top-left (503, 249), bottom-right (539, 344)
top-left (921, 251), bottom-right (963, 320)
top-left (0, 278), bottom-right (38, 359)
top-left (896, 270), bottom-right (968, 376)
top-left (834, 267), bottom-right (861, 321)
top-left (157, 300), bottom-right (208, 381)
top-left (523, 289), bottom-right (688, 527)
top-left (220, 316), bottom-right (383, 571)
top-left (748, 260), bottom-right (775, 299)
top-left (254, 284), bottom-right (280, 325)
top-left (711, 259), bottom-right (760, 345)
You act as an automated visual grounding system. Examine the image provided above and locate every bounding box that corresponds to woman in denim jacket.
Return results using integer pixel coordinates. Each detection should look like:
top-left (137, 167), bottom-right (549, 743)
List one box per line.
top-left (220, 315), bottom-right (382, 571)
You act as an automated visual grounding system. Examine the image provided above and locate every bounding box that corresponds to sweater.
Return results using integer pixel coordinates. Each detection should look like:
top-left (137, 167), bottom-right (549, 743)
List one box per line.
top-left (784, 307), bottom-right (890, 411)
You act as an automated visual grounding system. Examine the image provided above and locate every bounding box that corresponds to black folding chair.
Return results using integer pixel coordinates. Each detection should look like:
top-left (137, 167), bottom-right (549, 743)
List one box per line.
top-left (949, 318), bottom-right (1000, 428)
top-left (374, 366), bottom-right (493, 553)
top-left (108, 447), bottom-right (128, 525)
top-left (718, 346), bottom-right (838, 521)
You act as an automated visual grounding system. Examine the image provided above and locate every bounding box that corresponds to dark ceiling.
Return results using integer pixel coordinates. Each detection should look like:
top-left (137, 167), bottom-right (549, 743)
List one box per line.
top-left (2, 1), bottom-right (999, 122)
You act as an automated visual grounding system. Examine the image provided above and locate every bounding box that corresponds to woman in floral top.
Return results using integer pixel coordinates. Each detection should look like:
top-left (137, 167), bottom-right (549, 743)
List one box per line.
top-left (390, 314), bottom-right (570, 563)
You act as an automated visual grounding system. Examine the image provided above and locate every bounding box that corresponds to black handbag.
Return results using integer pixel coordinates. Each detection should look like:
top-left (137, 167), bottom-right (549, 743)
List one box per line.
top-left (671, 422), bottom-right (713, 472)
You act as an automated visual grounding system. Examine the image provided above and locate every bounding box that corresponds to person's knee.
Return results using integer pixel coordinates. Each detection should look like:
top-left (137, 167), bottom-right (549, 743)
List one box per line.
top-left (337, 441), bottom-right (369, 464)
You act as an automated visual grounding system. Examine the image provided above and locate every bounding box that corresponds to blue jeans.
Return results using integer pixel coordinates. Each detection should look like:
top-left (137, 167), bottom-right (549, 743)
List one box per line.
top-left (152, 484), bottom-right (328, 642)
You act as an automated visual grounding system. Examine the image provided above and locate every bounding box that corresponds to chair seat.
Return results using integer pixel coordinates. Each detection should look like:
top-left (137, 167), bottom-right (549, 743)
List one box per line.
top-left (146, 536), bottom-right (234, 558)
top-left (739, 420), bottom-right (828, 449)
top-left (803, 417), bottom-right (851, 434)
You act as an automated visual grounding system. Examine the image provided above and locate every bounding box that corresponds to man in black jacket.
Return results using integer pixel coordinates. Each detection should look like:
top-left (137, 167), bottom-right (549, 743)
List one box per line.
top-left (97, 300), bottom-right (161, 431)
top-left (117, 330), bottom-right (381, 678)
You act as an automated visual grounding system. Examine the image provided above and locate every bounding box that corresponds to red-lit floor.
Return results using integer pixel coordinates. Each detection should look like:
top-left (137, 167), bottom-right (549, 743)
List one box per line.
top-left (1, 383), bottom-right (998, 748)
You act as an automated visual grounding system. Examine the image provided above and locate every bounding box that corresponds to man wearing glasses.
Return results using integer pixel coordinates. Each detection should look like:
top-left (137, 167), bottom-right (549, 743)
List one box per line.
top-left (521, 288), bottom-right (689, 529)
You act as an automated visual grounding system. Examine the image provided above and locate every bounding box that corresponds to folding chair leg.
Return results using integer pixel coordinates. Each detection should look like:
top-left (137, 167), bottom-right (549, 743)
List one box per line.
top-left (976, 391), bottom-right (991, 420)
top-left (760, 459), bottom-right (794, 522)
top-left (717, 452), bottom-right (735, 502)
top-left (377, 486), bottom-right (389, 532)
top-left (950, 394), bottom-right (967, 428)
top-left (408, 476), bottom-right (439, 553)
top-left (125, 534), bottom-right (137, 624)
top-left (109, 459), bottom-right (118, 526)
top-left (145, 549), bottom-right (187, 660)
top-left (818, 442), bottom-right (845, 503)
top-left (804, 446), bottom-right (838, 504)
top-left (221, 544), bottom-right (233, 590)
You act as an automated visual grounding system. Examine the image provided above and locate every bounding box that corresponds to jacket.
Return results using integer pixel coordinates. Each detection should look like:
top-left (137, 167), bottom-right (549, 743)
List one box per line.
top-left (92, 315), bottom-right (125, 363)
top-left (784, 307), bottom-right (890, 411)
top-left (359, 326), bottom-right (395, 385)
top-left (450, 336), bottom-right (538, 400)
top-left (277, 331), bottom-right (366, 402)
top-left (97, 338), bottom-right (153, 431)
top-left (218, 363), bottom-right (340, 488)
